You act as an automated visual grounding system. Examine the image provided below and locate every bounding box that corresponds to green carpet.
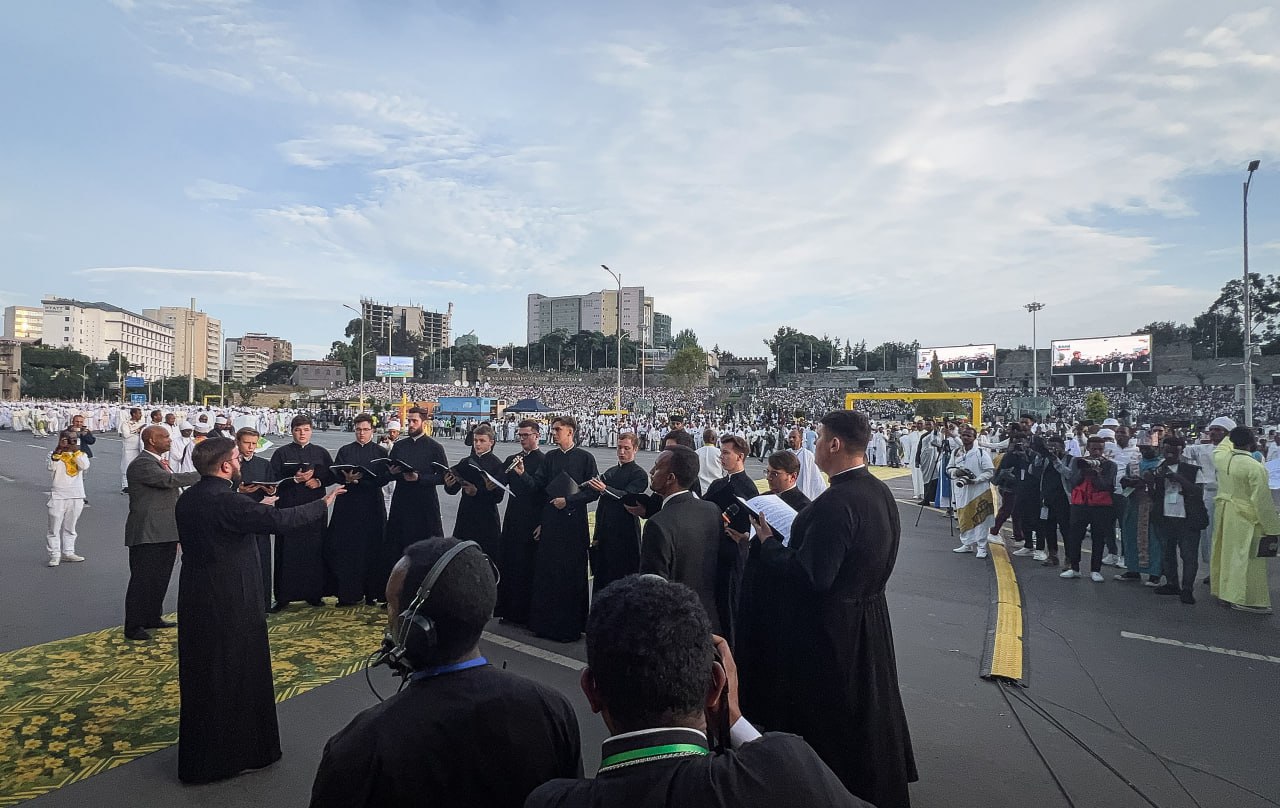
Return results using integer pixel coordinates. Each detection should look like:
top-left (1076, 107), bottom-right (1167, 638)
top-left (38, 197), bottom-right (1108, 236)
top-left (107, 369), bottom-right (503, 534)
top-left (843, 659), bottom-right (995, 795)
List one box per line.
top-left (0, 604), bottom-right (387, 806)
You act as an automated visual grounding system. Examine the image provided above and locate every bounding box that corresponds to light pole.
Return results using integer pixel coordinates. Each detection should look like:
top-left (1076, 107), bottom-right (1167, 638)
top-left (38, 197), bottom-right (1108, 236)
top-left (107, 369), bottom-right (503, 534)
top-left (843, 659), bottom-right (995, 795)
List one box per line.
top-left (187, 298), bottom-right (196, 404)
top-left (1243, 159), bottom-right (1261, 427)
top-left (81, 361), bottom-right (93, 402)
top-left (601, 264), bottom-right (623, 416)
top-left (1024, 302), bottom-right (1045, 394)
top-left (342, 304), bottom-right (366, 412)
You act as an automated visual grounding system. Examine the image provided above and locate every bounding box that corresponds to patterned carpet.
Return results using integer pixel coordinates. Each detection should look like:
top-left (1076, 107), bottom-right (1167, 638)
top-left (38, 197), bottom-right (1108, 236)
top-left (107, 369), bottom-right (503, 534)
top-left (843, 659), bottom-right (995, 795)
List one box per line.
top-left (0, 604), bottom-right (387, 806)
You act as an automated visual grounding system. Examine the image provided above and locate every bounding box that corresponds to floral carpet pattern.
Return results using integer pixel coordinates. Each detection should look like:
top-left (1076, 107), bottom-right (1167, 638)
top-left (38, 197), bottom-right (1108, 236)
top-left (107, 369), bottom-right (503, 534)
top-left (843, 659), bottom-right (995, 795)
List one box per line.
top-left (0, 604), bottom-right (387, 806)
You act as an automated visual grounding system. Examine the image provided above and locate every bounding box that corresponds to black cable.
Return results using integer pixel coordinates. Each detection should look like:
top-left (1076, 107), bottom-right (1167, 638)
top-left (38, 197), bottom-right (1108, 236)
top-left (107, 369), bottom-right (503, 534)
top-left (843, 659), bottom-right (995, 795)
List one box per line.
top-left (998, 682), bottom-right (1076, 807)
top-left (364, 650), bottom-right (386, 702)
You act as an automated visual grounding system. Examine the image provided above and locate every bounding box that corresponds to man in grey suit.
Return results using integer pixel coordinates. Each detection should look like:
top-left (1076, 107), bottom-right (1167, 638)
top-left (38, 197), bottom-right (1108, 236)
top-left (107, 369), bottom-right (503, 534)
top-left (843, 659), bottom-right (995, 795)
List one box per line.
top-left (639, 445), bottom-right (729, 635)
top-left (124, 424), bottom-right (201, 641)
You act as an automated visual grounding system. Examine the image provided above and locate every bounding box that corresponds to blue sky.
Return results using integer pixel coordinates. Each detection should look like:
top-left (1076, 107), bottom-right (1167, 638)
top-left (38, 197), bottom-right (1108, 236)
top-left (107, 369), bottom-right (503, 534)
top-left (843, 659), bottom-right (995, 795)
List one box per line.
top-left (2, 1), bottom-right (1278, 360)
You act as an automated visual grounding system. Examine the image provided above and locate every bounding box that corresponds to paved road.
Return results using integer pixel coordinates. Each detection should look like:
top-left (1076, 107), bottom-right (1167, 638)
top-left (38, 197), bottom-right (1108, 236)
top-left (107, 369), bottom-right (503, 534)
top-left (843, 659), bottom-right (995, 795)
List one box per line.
top-left (2, 427), bottom-right (1277, 807)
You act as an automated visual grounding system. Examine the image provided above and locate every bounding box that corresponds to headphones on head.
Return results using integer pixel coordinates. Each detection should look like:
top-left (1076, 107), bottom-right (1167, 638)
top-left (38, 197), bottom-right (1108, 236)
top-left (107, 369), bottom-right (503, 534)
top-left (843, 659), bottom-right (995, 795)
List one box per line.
top-left (381, 540), bottom-right (498, 675)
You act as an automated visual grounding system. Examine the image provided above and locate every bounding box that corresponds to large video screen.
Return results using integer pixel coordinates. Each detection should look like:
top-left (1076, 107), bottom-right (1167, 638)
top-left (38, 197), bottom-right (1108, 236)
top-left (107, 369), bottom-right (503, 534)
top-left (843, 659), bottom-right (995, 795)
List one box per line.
top-left (1050, 334), bottom-right (1152, 374)
top-left (375, 355), bottom-right (415, 378)
top-left (915, 345), bottom-right (996, 379)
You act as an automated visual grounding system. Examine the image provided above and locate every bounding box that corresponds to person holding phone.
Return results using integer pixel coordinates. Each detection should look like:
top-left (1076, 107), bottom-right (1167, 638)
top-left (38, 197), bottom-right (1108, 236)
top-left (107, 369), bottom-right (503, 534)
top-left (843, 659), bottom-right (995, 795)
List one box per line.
top-left (46, 430), bottom-right (90, 567)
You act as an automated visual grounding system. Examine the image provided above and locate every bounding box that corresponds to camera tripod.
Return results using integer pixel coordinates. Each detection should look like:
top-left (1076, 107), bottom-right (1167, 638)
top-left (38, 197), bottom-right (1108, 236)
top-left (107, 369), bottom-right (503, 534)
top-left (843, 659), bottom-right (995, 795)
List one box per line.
top-left (914, 437), bottom-right (957, 537)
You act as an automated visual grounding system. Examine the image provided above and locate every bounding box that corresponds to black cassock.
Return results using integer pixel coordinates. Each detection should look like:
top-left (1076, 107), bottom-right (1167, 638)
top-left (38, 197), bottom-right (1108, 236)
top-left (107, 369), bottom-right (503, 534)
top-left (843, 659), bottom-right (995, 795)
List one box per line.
top-left (309, 664), bottom-right (582, 808)
top-left (324, 440), bottom-right (388, 604)
top-left (174, 476), bottom-right (331, 784)
top-left (589, 461), bottom-right (649, 597)
top-left (268, 442), bottom-right (334, 604)
top-left (760, 466), bottom-right (918, 808)
top-left (495, 448), bottom-right (544, 624)
top-left (513, 446), bottom-right (599, 642)
top-left (382, 434), bottom-right (448, 577)
top-left (736, 485), bottom-right (810, 732)
top-left (443, 450), bottom-right (506, 559)
top-left (238, 453), bottom-right (274, 611)
top-left (527, 728), bottom-right (872, 808)
top-left (703, 470), bottom-right (762, 648)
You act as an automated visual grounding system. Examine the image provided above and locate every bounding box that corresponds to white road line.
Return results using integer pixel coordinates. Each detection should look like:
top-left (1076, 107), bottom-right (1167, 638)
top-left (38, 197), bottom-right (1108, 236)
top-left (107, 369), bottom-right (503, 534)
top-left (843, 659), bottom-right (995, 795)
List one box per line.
top-left (0, 474), bottom-right (14, 482)
top-left (28, 444), bottom-right (49, 450)
top-left (481, 631), bottom-right (586, 671)
top-left (1120, 631), bottom-right (1280, 665)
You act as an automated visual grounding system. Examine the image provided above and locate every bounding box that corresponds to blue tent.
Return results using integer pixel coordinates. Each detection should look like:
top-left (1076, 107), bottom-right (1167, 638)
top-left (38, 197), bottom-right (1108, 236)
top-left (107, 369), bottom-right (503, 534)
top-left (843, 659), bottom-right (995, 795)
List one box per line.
top-left (506, 398), bottom-right (553, 412)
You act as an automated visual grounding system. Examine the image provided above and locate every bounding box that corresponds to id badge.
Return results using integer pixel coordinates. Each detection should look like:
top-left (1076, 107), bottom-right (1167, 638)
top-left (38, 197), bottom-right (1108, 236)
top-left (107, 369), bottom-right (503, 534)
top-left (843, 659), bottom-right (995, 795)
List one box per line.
top-left (1040, 506), bottom-right (1049, 520)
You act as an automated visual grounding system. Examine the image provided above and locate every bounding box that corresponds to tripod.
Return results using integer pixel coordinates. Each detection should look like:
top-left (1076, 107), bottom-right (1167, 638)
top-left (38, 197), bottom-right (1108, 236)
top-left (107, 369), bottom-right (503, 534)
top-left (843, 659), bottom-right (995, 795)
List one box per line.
top-left (914, 435), bottom-right (957, 536)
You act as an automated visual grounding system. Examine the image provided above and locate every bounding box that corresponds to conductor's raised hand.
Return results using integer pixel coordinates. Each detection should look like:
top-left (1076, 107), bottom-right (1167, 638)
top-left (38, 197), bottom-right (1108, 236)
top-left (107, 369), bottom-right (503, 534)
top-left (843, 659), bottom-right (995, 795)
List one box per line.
top-left (322, 485), bottom-right (346, 507)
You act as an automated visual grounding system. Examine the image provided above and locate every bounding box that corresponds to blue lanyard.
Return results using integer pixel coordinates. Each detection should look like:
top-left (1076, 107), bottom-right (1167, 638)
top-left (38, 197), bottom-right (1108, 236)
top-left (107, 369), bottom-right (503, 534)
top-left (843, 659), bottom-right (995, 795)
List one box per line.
top-left (408, 656), bottom-right (488, 682)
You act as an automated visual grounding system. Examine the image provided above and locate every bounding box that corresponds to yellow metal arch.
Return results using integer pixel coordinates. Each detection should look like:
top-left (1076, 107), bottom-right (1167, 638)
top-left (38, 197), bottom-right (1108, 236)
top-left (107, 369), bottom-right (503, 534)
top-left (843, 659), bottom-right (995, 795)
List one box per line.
top-left (844, 391), bottom-right (983, 432)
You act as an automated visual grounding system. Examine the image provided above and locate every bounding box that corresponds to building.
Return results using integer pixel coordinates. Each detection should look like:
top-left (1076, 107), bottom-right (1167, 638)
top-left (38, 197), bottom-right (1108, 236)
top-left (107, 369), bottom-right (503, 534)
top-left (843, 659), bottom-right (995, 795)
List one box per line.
top-left (361, 298), bottom-right (453, 352)
top-left (717, 356), bottom-right (769, 381)
top-left (454, 331), bottom-right (479, 347)
top-left (237, 333), bottom-right (292, 363)
top-left (289, 360), bottom-right (348, 388)
top-left (652, 312), bottom-right (672, 347)
top-left (228, 349), bottom-right (271, 383)
top-left (3, 305), bottom-right (43, 342)
top-left (142, 305), bottom-right (222, 384)
top-left (527, 286), bottom-right (654, 345)
top-left (0, 340), bottom-right (21, 399)
top-left (40, 297), bottom-right (174, 380)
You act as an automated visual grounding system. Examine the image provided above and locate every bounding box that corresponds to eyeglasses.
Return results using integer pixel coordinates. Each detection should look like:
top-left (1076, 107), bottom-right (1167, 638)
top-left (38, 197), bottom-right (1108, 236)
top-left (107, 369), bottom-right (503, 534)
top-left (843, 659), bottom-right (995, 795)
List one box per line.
top-left (517, 432), bottom-right (536, 438)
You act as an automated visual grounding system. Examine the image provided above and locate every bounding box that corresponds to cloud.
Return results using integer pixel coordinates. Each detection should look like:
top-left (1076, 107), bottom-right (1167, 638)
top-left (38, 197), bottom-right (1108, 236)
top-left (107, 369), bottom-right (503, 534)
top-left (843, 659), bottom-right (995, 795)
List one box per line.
top-left (153, 62), bottom-right (254, 94)
top-left (184, 179), bottom-right (250, 201)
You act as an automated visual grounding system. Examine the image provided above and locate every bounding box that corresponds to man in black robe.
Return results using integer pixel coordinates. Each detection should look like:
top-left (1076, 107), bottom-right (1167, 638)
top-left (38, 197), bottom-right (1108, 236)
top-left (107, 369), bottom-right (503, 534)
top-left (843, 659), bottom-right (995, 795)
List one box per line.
top-left (234, 427), bottom-right (274, 612)
top-left (511, 415), bottom-right (599, 642)
top-left (701, 434), bottom-right (760, 647)
top-left (382, 406), bottom-right (448, 580)
top-left (585, 431), bottom-right (648, 597)
top-left (175, 437), bottom-right (343, 784)
top-left (309, 536), bottom-right (581, 807)
top-left (754, 409), bottom-right (918, 808)
top-left (325, 413), bottom-right (389, 605)
top-left (443, 422), bottom-right (506, 560)
top-left (267, 414), bottom-right (334, 610)
top-left (495, 419), bottom-right (544, 624)
top-left (526, 575), bottom-right (871, 808)
top-left (729, 450), bottom-right (810, 732)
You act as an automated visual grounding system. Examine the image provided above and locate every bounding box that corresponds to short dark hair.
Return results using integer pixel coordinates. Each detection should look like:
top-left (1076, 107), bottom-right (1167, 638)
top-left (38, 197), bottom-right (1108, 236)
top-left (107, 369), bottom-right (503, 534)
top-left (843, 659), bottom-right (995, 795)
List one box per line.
top-left (1229, 425), bottom-right (1255, 450)
top-left (398, 537), bottom-right (497, 666)
top-left (663, 429), bottom-right (696, 450)
top-left (702, 428), bottom-right (718, 445)
top-left (720, 434), bottom-right (748, 457)
top-left (408, 406), bottom-right (430, 419)
top-left (517, 418), bottom-right (541, 432)
top-left (767, 450), bottom-right (800, 476)
top-left (193, 436), bottom-right (236, 474)
top-left (819, 410), bottom-right (870, 452)
top-left (552, 415), bottom-right (578, 435)
top-left (1163, 435), bottom-right (1186, 448)
top-left (290, 414), bottom-right (312, 429)
top-left (664, 445), bottom-right (700, 489)
top-left (586, 576), bottom-right (714, 730)
top-left (235, 426), bottom-right (260, 440)
top-left (352, 413), bottom-right (374, 428)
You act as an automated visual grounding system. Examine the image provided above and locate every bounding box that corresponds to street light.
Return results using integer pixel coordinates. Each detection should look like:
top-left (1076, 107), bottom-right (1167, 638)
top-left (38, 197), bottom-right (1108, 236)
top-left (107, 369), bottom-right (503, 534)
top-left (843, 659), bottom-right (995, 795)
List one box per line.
top-left (342, 303), bottom-right (366, 412)
top-left (1024, 302), bottom-right (1045, 394)
top-left (1243, 159), bottom-right (1261, 427)
top-left (81, 361), bottom-right (94, 402)
top-left (601, 264), bottom-right (623, 417)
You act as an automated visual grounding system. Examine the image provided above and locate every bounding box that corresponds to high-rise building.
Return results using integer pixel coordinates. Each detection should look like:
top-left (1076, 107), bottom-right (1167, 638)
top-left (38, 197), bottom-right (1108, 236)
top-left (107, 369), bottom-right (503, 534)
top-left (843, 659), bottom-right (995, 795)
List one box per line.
top-left (238, 333), bottom-right (292, 362)
top-left (229, 349), bottom-right (271, 383)
top-left (360, 298), bottom-right (453, 351)
top-left (142, 305), bottom-right (222, 384)
top-left (3, 305), bottom-right (43, 342)
top-left (40, 297), bottom-right (174, 380)
top-left (0, 339), bottom-right (22, 399)
top-left (527, 286), bottom-right (651, 345)
top-left (652, 312), bottom-right (673, 347)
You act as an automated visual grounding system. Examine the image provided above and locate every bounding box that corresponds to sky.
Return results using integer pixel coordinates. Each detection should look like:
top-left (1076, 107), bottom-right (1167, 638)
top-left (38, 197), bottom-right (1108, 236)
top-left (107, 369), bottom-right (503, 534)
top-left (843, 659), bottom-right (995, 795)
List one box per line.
top-left (2, 1), bottom-right (1279, 361)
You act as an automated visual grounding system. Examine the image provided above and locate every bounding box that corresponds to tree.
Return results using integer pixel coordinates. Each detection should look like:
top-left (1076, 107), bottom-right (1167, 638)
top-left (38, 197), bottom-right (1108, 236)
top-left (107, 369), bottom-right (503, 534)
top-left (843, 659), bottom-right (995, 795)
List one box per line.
top-left (763, 326), bottom-right (837, 373)
top-left (672, 328), bottom-right (701, 351)
top-left (915, 352), bottom-right (952, 419)
top-left (1084, 391), bottom-right (1109, 423)
top-left (253, 361), bottom-right (297, 386)
top-left (664, 346), bottom-right (707, 388)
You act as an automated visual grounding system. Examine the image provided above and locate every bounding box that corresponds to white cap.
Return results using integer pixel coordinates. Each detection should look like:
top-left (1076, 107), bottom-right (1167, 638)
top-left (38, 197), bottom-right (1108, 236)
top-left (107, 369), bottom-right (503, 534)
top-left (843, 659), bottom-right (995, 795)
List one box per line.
top-left (1209, 416), bottom-right (1237, 431)
top-left (1096, 428), bottom-right (1116, 439)
top-left (193, 422), bottom-right (212, 434)
top-left (215, 415), bottom-right (229, 424)
top-left (178, 421), bottom-right (193, 432)
top-left (1101, 418), bottom-right (1120, 427)
top-left (387, 420), bottom-right (401, 430)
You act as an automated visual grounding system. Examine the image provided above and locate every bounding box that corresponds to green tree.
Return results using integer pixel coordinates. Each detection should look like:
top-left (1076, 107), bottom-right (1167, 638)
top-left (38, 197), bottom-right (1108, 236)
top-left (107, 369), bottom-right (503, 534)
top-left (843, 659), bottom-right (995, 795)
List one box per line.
top-left (664, 346), bottom-right (707, 388)
top-left (1084, 391), bottom-right (1110, 422)
top-left (672, 328), bottom-right (701, 351)
top-left (915, 352), bottom-right (952, 418)
top-left (253, 360), bottom-right (297, 386)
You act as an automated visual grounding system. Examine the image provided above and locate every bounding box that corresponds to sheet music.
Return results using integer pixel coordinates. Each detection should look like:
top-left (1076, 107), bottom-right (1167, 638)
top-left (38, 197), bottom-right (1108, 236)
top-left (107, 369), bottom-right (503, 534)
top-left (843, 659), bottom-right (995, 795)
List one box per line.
top-left (743, 494), bottom-right (798, 546)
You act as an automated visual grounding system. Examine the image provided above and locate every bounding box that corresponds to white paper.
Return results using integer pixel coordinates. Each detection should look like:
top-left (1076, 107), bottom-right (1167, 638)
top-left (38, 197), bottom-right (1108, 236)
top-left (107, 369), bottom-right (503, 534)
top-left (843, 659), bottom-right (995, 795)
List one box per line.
top-left (473, 463), bottom-right (516, 497)
top-left (741, 494), bottom-right (798, 546)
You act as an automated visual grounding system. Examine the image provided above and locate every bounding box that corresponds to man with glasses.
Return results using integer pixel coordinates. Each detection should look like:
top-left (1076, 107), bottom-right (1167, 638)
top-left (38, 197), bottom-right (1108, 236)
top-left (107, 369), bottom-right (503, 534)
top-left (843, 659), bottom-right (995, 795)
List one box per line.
top-left (496, 419), bottom-right (545, 625)
top-left (325, 414), bottom-right (390, 606)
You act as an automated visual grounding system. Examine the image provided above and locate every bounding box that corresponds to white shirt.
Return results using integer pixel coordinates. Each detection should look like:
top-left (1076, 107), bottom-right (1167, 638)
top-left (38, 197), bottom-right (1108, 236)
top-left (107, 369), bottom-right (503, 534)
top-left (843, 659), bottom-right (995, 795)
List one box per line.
top-left (696, 445), bottom-right (724, 492)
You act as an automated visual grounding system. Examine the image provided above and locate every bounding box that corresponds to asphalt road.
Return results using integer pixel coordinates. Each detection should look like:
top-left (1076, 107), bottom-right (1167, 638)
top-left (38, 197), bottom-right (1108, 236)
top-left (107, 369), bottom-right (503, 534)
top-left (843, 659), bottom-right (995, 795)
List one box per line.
top-left (1, 427), bottom-right (1277, 808)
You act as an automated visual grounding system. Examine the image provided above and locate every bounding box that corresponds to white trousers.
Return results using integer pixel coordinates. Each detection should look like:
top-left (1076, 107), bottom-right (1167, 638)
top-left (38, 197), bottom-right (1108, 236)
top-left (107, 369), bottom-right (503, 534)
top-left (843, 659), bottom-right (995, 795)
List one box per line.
top-left (911, 466), bottom-right (924, 499)
top-left (958, 520), bottom-right (991, 549)
top-left (121, 444), bottom-right (139, 488)
top-left (47, 498), bottom-right (84, 558)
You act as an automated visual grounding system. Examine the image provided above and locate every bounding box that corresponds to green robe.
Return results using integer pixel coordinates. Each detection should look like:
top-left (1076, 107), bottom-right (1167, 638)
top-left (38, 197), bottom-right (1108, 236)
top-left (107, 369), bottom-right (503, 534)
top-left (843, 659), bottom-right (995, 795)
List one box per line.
top-left (1210, 443), bottom-right (1280, 608)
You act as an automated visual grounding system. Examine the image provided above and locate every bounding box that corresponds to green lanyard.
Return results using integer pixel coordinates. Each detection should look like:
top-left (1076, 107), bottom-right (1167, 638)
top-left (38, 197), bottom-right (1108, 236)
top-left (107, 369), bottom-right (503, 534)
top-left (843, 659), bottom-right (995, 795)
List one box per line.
top-left (598, 743), bottom-right (709, 773)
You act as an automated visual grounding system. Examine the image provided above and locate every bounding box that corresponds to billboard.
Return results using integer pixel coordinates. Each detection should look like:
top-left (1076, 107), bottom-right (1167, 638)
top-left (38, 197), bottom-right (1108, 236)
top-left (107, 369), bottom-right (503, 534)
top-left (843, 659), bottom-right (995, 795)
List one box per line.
top-left (915, 345), bottom-right (996, 379)
top-left (375, 355), bottom-right (414, 378)
top-left (1051, 334), bottom-right (1151, 374)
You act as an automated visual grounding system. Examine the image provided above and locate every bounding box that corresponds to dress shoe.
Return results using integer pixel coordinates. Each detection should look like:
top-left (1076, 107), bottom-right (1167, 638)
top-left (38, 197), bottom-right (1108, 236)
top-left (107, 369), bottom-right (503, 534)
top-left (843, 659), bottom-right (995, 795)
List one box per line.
top-left (1179, 590), bottom-right (1196, 605)
top-left (1153, 583), bottom-right (1180, 595)
top-left (1114, 571), bottom-right (1140, 581)
top-left (147, 619), bottom-right (177, 629)
top-left (124, 627), bottom-right (153, 641)
top-left (306, 599), bottom-right (325, 607)
top-left (1041, 555), bottom-right (1059, 567)
top-left (268, 602), bottom-right (289, 613)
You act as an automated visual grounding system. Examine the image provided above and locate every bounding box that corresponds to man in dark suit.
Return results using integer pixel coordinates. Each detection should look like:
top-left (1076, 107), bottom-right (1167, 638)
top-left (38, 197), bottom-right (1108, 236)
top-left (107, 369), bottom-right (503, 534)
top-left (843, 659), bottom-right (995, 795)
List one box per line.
top-left (639, 446), bottom-right (727, 634)
top-left (124, 425), bottom-right (201, 641)
top-left (526, 575), bottom-right (871, 808)
top-left (702, 434), bottom-right (762, 647)
top-left (233, 427), bottom-right (274, 612)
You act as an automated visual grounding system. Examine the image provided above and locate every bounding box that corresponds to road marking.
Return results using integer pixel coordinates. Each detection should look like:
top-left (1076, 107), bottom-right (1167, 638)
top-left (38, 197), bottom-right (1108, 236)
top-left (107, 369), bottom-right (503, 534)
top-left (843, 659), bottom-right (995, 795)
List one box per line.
top-left (28, 444), bottom-right (50, 450)
top-left (0, 474), bottom-right (14, 482)
top-left (481, 631), bottom-right (586, 671)
top-left (1120, 631), bottom-right (1280, 664)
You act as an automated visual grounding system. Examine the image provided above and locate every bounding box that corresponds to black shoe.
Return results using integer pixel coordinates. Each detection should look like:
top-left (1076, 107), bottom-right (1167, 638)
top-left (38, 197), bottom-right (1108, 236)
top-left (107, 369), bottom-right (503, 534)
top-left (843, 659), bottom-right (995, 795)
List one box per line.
top-left (336, 600), bottom-right (360, 607)
top-left (268, 602), bottom-right (289, 613)
top-left (1180, 590), bottom-right (1196, 605)
top-left (146, 619), bottom-right (177, 629)
top-left (306, 599), bottom-right (325, 607)
top-left (1153, 584), bottom-right (1180, 595)
top-left (124, 626), bottom-right (153, 641)
top-left (1041, 556), bottom-right (1059, 567)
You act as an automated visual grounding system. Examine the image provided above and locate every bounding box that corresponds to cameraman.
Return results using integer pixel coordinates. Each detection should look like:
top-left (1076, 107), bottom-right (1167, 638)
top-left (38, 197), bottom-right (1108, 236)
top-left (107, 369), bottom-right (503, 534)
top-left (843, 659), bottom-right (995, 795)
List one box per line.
top-left (1061, 436), bottom-right (1118, 582)
top-left (1030, 435), bottom-right (1071, 567)
top-left (527, 575), bottom-right (872, 807)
